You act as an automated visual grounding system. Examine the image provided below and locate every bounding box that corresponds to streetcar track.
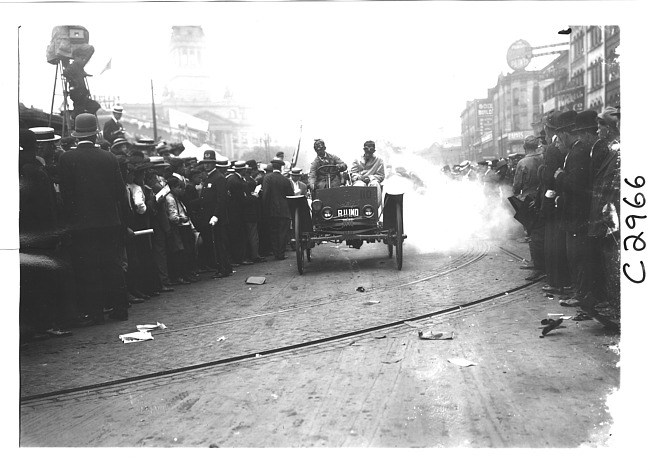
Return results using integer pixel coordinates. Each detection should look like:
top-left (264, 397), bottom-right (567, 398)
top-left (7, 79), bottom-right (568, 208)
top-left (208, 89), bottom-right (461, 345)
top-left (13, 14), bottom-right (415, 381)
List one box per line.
top-left (20, 275), bottom-right (541, 404)
top-left (152, 241), bottom-right (490, 334)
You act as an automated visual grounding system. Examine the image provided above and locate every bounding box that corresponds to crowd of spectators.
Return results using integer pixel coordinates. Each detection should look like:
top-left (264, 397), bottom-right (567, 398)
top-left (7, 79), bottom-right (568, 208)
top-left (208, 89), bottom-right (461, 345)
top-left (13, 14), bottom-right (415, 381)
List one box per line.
top-left (19, 112), bottom-right (310, 341)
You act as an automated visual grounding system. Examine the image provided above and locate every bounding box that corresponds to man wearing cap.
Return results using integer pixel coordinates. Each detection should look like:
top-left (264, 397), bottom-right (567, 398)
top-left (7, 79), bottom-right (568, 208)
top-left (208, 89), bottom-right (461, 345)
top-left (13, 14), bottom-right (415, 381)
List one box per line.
top-left (308, 139), bottom-right (347, 192)
top-left (226, 161), bottom-right (254, 266)
top-left (350, 140), bottom-right (385, 198)
top-left (587, 106), bottom-right (621, 313)
top-left (539, 111), bottom-right (570, 294)
top-left (200, 151), bottom-right (233, 278)
top-left (553, 110), bottom-right (595, 308)
top-left (511, 135), bottom-right (545, 278)
top-left (103, 105), bottom-right (125, 145)
top-left (58, 113), bottom-right (131, 323)
top-left (262, 157), bottom-right (294, 260)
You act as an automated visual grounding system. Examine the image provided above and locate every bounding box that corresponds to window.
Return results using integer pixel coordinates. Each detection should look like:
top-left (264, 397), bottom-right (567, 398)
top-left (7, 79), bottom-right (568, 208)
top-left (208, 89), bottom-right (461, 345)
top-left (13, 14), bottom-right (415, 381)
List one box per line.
top-left (589, 58), bottom-right (603, 91)
top-left (588, 26), bottom-right (603, 50)
top-left (572, 31), bottom-right (585, 58)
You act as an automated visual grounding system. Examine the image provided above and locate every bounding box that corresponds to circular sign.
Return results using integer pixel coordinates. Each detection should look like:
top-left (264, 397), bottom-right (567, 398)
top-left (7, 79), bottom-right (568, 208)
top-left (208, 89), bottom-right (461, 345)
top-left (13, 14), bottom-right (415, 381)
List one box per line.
top-left (507, 39), bottom-right (533, 71)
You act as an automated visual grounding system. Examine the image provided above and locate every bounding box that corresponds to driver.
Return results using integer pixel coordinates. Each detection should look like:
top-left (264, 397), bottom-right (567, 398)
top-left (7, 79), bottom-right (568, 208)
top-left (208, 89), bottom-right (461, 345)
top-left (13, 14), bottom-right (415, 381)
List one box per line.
top-left (350, 140), bottom-right (385, 187)
top-left (308, 139), bottom-right (347, 190)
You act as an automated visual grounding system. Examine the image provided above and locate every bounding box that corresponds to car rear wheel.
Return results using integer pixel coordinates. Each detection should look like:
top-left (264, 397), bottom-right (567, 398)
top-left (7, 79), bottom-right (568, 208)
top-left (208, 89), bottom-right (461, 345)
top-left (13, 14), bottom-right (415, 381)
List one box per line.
top-left (295, 207), bottom-right (305, 274)
top-left (395, 200), bottom-right (404, 270)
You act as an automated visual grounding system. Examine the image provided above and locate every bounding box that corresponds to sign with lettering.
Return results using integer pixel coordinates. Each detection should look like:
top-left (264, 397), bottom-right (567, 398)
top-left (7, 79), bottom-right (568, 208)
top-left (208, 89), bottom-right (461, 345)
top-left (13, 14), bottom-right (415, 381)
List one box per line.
top-left (507, 39), bottom-right (533, 71)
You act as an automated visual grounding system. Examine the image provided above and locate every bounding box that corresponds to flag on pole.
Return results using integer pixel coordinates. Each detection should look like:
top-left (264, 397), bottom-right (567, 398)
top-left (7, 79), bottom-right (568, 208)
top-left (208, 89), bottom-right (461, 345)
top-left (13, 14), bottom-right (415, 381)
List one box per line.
top-left (100, 58), bottom-right (112, 75)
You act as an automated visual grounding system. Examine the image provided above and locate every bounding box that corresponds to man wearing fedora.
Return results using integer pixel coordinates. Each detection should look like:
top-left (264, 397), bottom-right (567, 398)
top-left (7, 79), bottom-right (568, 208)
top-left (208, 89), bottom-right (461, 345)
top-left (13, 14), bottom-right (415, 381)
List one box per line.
top-left (553, 110), bottom-right (596, 308)
top-left (200, 151), bottom-right (233, 278)
top-left (103, 104), bottom-right (125, 145)
top-left (58, 113), bottom-right (131, 323)
top-left (538, 111), bottom-right (570, 295)
top-left (262, 157), bottom-right (294, 260)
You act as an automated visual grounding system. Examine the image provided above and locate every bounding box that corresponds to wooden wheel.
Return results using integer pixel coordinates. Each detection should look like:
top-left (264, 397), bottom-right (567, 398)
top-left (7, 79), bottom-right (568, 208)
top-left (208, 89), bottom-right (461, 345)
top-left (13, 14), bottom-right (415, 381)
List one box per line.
top-left (295, 206), bottom-right (305, 274)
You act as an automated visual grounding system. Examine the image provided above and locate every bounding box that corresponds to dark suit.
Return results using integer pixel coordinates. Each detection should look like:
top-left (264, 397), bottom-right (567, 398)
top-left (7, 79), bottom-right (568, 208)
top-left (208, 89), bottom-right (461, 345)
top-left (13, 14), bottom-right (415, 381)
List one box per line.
top-left (58, 141), bottom-right (129, 319)
top-left (555, 139), bottom-right (592, 299)
top-left (102, 118), bottom-right (124, 144)
top-left (262, 170), bottom-right (294, 259)
top-left (226, 172), bottom-right (249, 263)
top-left (200, 168), bottom-right (231, 274)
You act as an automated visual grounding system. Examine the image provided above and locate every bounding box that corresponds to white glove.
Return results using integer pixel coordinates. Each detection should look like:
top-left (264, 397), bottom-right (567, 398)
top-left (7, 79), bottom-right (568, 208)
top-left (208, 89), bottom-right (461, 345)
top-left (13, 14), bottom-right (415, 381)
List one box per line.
top-left (209, 216), bottom-right (218, 226)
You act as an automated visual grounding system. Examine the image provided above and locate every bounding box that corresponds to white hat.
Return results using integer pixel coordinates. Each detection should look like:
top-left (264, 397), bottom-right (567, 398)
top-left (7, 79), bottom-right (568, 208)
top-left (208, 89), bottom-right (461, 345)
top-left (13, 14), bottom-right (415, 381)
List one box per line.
top-left (29, 127), bottom-right (61, 142)
top-left (112, 104), bottom-right (124, 113)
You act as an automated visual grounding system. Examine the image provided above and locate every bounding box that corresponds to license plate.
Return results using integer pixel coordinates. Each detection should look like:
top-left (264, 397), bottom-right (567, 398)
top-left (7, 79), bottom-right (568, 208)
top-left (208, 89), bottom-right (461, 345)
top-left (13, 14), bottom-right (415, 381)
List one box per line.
top-left (337, 207), bottom-right (359, 218)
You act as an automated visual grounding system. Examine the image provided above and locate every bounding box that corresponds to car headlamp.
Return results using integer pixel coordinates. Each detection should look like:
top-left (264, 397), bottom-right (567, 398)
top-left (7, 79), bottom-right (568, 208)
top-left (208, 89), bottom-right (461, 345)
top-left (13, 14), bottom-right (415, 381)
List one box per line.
top-left (322, 207), bottom-right (333, 219)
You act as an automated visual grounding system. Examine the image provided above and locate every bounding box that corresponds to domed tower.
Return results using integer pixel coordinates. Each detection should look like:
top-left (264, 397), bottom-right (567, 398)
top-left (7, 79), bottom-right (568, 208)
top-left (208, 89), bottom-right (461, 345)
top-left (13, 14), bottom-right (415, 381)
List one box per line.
top-left (164, 26), bottom-right (211, 103)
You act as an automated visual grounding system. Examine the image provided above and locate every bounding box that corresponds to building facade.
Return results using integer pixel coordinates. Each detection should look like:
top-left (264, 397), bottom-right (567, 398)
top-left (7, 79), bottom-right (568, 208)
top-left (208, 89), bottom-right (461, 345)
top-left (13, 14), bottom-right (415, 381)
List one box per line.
top-left (117, 26), bottom-right (263, 159)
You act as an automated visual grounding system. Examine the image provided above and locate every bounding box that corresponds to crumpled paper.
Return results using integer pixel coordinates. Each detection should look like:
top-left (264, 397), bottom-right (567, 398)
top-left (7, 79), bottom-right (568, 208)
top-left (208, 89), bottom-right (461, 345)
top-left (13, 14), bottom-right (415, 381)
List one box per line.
top-left (136, 322), bottom-right (167, 332)
top-left (119, 331), bottom-right (154, 343)
top-left (419, 330), bottom-right (454, 340)
top-left (447, 357), bottom-right (477, 367)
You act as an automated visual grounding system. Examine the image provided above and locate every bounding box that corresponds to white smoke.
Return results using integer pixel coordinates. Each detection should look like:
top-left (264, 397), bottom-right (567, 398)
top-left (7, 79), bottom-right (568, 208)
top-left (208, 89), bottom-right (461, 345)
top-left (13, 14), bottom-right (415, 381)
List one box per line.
top-left (380, 146), bottom-right (521, 254)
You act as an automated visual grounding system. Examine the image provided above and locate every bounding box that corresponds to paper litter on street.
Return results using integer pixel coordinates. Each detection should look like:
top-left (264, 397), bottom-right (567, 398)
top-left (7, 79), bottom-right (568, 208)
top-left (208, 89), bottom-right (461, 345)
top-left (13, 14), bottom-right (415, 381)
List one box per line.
top-left (447, 357), bottom-right (477, 367)
top-left (363, 300), bottom-right (380, 305)
top-left (246, 276), bottom-right (266, 285)
top-left (547, 313), bottom-right (572, 320)
top-left (119, 331), bottom-right (154, 343)
top-left (136, 322), bottom-right (167, 332)
top-left (419, 330), bottom-right (454, 340)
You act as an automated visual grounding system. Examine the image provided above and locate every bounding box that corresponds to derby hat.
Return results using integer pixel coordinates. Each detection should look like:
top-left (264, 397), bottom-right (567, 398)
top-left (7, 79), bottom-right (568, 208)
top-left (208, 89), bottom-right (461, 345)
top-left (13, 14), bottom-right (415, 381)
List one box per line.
top-left (542, 110), bottom-right (561, 130)
top-left (554, 110), bottom-right (578, 133)
top-left (271, 157), bottom-right (286, 167)
top-left (203, 150), bottom-right (216, 161)
top-left (71, 113), bottom-right (99, 138)
top-left (245, 159), bottom-right (257, 169)
top-left (20, 129), bottom-right (37, 152)
top-left (135, 137), bottom-right (155, 147)
top-left (573, 110), bottom-right (598, 132)
top-left (215, 157), bottom-right (230, 168)
top-left (290, 167), bottom-right (302, 175)
top-left (597, 106), bottom-right (619, 128)
top-left (30, 126), bottom-right (61, 142)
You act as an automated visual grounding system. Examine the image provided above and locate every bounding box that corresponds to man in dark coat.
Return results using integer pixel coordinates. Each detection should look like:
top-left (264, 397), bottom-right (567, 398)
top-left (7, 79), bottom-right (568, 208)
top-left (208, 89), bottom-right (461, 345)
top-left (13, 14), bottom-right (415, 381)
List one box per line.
top-left (262, 157), bottom-right (294, 260)
top-left (58, 113), bottom-right (130, 323)
top-left (200, 152), bottom-right (233, 278)
top-left (226, 161), bottom-right (253, 265)
top-left (538, 111), bottom-right (570, 294)
top-left (102, 104), bottom-right (125, 144)
top-left (553, 110), bottom-right (595, 307)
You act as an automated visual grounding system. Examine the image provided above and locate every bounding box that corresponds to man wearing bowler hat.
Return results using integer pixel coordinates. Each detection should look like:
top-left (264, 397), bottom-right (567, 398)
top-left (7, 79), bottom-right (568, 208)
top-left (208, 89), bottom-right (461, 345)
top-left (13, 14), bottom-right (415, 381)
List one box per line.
top-left (226, 161), bottom-right (254, 266)
top-left (553, 110), bottom-right (595, 308)
top-left (200, 151), bottom-right (233, 278)
top-left (58, 113), bottom-right (131, 324)
top-left (103, 104), bottom-right (125, 144)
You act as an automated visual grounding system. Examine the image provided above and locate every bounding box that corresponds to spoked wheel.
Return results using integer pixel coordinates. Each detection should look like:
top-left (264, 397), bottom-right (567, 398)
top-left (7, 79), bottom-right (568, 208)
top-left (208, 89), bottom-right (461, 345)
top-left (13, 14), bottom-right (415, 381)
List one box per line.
top-left (295, 207), bottom-right (305, 275)
top-left (306, 247), bottom-right (312, 262)
top-left (395, 200), bottom-right (404, 270)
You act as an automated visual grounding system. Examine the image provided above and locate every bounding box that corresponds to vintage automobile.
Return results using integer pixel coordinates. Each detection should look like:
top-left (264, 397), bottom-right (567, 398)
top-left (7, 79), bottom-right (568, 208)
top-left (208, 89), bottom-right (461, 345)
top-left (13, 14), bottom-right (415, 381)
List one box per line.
top-left (287, 164), bottom-right (406, 274)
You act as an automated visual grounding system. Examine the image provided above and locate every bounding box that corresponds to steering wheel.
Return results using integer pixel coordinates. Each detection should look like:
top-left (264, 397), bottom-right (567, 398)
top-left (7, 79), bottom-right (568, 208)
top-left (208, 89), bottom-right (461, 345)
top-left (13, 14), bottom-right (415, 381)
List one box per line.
top-left (316, 164), bottom-right (341, 176)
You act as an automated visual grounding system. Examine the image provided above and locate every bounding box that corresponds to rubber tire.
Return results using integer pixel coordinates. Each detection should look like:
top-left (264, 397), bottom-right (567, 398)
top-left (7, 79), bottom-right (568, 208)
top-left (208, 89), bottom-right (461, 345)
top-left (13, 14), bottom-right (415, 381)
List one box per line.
top-left (295, 207), bottom-right (304, 275)
top-left (395, 200), bottom-right (403, 270)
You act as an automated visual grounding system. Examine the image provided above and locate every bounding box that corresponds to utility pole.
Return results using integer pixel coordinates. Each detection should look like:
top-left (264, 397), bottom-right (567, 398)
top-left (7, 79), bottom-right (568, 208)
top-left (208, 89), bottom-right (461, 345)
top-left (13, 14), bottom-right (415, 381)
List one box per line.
top-left (151, 79), bottom-right (158, 142)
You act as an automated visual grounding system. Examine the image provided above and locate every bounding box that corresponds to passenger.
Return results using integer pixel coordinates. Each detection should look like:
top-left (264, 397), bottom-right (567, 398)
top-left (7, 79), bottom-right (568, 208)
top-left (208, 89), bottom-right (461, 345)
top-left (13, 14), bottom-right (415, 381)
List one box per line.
top-left (290, 168), bottom-right (308, 196)
top-left (350, 140), bottom-right (385, 188)
top-left (308, 139), bottom-right (347, 191)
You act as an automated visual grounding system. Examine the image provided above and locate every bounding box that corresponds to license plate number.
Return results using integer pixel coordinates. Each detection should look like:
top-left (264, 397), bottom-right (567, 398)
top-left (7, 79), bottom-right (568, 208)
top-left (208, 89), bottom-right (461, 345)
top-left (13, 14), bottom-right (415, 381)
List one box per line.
top-left (337, 207), bottom-right (359, 217)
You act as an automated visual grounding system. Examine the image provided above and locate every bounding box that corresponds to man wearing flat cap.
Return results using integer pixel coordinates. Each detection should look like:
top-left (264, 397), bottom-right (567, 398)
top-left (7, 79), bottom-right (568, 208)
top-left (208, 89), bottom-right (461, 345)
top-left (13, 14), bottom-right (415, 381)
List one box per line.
top-left (587, 106), bottom-right (621, 313)
top-left (553, 110), bottom-right (595, 308)
top-left (538, 110), bottom-right (570, 294)
top-left (308, 139), bottom-right (347, 192)
top-left (512, 134), bottom-right (545, 278)
top-left (58, 113), bottom-right (131, 324)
